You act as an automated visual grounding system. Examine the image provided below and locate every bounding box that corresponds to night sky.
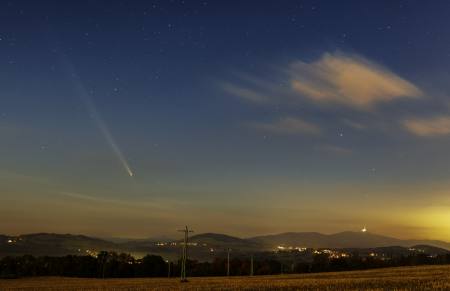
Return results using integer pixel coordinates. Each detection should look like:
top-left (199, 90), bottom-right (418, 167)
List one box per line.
top-left (2, 1), bottom-right (450, 241)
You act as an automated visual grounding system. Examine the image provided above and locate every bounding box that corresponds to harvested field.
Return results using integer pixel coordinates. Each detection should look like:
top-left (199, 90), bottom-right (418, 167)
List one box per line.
top-left (1, 265), bottom-right (449, 290)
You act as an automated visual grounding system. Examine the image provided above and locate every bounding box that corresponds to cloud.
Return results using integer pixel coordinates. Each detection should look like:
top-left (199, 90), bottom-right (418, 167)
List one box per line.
top-left (289, 52), bottom-right (422, 110)
top-left (403, 116), bottom-right (450, 136)
top-left (222, 83), bottom-right (272, 104)
top-left (0, 171), bottom-right (56, 186)
top-left (340, 119), bottom-right (366, 129)
top-left (58, 191), bottom-right (169, 210)
top-left (251, 117), bottom-right (318, 134)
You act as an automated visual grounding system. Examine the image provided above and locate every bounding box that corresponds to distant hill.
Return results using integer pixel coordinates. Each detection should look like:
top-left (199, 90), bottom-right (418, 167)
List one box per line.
top-left (335, 245), bottom-right (450, 257)
top-left (181, 233), bottom-right (263, 248)
top-left (176, 233), bottom-right (264, 251)
top-left (0, 233), bottom-right (116, 257)
top-left (2, 231), bottom-right (449, 262)
top-left (94, 235), bottom-right (175, 244)
top-left (246, 231), bottom-right (450, 250)
top-left (0, 233), bottom-right (179, 260)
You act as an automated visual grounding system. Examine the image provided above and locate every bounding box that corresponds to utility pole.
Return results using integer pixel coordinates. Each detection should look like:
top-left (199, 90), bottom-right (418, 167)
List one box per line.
top-left (166, 260), bottom-right (171, 278)
top-left (178, 226), bottom-right (193, 282)
top-left (224, 248), bottom-right (233, 278)
top-left (250, 254), bottom-right (254, 276)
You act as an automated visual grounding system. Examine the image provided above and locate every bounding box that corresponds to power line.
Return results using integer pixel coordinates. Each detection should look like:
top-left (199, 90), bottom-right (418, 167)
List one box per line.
top-left (178, 226), bottom-right (193, 282)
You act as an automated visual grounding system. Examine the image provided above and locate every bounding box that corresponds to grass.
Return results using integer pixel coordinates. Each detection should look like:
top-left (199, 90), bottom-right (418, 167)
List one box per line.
top-left (0, 265), bottom-right (449, 290)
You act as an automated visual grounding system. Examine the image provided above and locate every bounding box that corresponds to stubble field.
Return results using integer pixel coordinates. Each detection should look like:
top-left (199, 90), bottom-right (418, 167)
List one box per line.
top-left (1, 265), bottom-right (449, 290)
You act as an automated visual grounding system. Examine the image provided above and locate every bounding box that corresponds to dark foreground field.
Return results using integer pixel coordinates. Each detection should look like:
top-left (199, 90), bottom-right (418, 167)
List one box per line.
top-left (1, 265), bottom-right (449, 290)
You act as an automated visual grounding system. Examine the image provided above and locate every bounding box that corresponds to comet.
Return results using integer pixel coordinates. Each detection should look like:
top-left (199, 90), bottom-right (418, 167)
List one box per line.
top-left (84, 96), bottom-right (134, 177)
top-left (61, 53), bottom-right (133, 177)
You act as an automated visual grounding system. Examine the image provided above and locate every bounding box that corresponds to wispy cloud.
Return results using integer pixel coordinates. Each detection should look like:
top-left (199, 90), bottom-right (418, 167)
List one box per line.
top-left (58, 191), bottom-right (169, 209)
top-left (222, 83), bottom-right (272, 104)
top-left (289, 52), bottom-right (422, 110)
top-left (403, 116), bottom-right (450, 136)
top-left (340, 119), bottom-right (366, 129)
top-left (0, 171), bottom-right (56, 185)
top-left (251, 117), bottom-right (319, 134)
top-left (222, 52), bottom-right (427, 136)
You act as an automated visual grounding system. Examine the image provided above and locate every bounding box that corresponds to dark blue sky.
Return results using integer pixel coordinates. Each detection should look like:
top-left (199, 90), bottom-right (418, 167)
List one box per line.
top-left (1, 1), bottom-right (450, 240)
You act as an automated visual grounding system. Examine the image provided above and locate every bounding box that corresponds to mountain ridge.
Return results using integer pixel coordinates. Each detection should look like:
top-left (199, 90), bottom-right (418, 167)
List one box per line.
top-left (93, 235), bottom-right (175, 244)
top-left (1, 232), bottom-right (449, 262)
top-left (246, 231), bottom-right (450, 250)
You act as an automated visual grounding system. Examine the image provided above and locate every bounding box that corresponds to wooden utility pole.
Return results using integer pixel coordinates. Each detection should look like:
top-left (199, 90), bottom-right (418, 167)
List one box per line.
top-left (167, 260), bottom-right (171, 278)
top-left (224, 248), bottom-right (233, 278)
top-left (250, 254), bottom-right (254, 276)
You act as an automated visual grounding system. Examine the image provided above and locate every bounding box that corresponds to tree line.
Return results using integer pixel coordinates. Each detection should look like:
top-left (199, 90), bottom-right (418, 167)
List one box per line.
top-left (1, 251), bottom-right (449, 279)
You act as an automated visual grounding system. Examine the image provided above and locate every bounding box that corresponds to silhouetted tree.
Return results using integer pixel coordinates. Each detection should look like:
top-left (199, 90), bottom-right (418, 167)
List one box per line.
top-left (211, 257), bottom-right (226, 276)
top-left (293, 262), bottom-right (310, 273)
top-left (135, 254), bottom-right (166, 278)
top-left (311, 253), bottom-right (330, 273)
top-left (330, 257), bottom-right (347, 272)
top-left (241, 258), bottom-right (251, 276)
top-left (97, 251), bottom-right (110, 279)
top-left (347, 252), bottom-right (362, 270)
top-left (59, 255), bottom-right (75, 276)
